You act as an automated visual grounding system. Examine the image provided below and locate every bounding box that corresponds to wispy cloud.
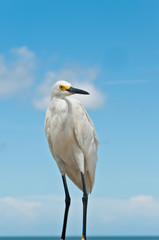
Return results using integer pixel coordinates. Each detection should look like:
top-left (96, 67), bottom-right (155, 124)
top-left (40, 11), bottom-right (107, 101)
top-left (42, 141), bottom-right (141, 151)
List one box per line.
top-left (1, 195), bottom-right (159, 235)
top-left (104, 80), bottom-right (148, 85)
top-left (0, 46), bottom-right (36, 99)
top-left (33, 65), bottom-right (106, 110)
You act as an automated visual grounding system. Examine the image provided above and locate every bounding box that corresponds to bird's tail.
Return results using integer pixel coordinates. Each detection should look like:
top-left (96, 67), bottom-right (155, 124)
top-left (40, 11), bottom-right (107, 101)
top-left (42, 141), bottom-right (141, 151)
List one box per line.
top-left (65, 167), bottom-right (93, 194)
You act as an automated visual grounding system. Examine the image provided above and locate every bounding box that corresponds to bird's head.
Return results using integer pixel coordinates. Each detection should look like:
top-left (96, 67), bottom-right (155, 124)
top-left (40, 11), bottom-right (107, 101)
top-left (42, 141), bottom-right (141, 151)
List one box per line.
top-left (51, 80), bottom-right (89, 99)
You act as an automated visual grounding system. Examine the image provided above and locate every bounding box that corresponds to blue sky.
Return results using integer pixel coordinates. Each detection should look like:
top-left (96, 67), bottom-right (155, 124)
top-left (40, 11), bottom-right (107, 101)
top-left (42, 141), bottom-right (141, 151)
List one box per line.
top-left (0, 0), bottom-right (159, 236)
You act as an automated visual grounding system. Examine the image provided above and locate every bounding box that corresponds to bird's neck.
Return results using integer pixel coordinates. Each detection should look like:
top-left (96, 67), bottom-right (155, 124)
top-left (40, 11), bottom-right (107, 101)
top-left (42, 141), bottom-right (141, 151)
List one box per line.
top-left (50, 96), bottom-right (69, 113)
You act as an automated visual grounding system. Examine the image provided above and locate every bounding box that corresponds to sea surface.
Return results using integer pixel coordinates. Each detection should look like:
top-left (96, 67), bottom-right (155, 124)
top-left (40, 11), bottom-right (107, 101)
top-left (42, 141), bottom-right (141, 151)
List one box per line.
top-left (0, 237), bottom-right (159, 240)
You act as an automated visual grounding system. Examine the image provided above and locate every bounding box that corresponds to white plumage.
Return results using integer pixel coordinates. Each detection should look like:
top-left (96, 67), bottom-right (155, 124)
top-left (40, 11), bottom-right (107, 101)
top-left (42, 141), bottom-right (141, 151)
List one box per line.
top-left (45, 80), bottom-right (99, 193)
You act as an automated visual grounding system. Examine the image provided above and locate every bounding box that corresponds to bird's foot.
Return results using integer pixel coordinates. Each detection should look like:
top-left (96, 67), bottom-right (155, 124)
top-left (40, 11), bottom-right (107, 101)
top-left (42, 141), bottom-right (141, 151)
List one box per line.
top-left (82, 236), bottom-right (86, 240)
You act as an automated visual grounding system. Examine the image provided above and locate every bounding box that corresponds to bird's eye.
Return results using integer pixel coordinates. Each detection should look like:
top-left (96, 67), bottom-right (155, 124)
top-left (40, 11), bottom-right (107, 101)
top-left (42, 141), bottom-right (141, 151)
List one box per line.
top-left (59, 85), bottom-right (63, 90)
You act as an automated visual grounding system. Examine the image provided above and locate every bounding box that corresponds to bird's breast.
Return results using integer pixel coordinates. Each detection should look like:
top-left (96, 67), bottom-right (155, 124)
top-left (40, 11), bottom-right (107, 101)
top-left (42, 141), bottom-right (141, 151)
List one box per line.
top-left (49, 105), bottom-right (76, 161)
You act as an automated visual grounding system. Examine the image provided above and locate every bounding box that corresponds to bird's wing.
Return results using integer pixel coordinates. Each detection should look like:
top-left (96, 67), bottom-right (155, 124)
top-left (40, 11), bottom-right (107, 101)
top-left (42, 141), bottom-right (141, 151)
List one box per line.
top-left (70, 98), bottom-right (99, 193)
top-left (45, 107), bottom-right (55, 157)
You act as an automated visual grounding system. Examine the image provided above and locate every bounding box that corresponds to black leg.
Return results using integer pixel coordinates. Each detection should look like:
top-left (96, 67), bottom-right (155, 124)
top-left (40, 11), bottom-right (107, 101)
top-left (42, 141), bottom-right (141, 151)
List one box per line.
top-left (61, 175), bottom-right (71, 240)
top-left (81, 172), bottom-right (88, 240)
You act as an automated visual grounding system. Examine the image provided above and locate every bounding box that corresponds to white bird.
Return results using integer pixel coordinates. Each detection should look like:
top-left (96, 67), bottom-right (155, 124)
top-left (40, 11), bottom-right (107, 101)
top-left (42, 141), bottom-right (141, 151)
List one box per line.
top-left (45, 80), bottom-right (99, 240)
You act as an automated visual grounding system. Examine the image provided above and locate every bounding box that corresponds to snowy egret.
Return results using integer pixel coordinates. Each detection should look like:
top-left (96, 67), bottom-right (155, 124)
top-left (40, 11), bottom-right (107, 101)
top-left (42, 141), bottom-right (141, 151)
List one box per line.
top-left (45, 80), bottom-right (99, 240)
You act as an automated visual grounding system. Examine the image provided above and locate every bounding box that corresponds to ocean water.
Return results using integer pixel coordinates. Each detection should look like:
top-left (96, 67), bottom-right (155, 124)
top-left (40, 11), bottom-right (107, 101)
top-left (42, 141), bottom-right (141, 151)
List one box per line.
top-left (0, 237), bottom-right (159, 240)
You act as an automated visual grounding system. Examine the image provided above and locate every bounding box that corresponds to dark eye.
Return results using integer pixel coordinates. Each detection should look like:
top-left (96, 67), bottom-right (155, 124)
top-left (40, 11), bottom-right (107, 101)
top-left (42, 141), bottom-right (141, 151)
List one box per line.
top-left (59, 85), bottom-right (63, 90)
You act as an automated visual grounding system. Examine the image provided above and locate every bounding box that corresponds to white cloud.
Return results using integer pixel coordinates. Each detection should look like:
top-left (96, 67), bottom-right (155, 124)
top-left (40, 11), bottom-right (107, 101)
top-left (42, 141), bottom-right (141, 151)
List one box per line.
top-left (0, 196), bottom-right (41, 217)
top-left (0, 46), bottom-right (36, 98)
top-left (1, 194), bottom-right (159, 235)
top-left (130, 195), bottom-right (154, 203)
top-left (0, 47), bottom-right (105, 110)
top-left (32, 65), bottom-right (106, 110)
top-left (0, 196), bottom-right (41, 232)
